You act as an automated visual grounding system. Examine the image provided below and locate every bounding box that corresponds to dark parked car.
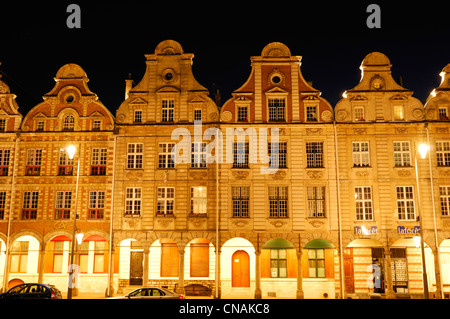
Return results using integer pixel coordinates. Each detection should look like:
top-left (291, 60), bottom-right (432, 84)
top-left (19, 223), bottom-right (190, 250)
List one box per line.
top-left (109, 287), bottom-right (184, 299)
top-left (0, 283), bottom-right (62, 299)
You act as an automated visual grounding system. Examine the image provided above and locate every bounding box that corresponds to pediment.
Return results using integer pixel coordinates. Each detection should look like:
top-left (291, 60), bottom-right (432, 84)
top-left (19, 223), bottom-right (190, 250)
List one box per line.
top-left (264, 86), bottom-right (289, 95)
top-left (349, 94), bottom-right (368, 101)
top-left (89, 111), bottom-right (105, 118)
top-left (129, 97), bottom-right (148, 104)
top-left (156, 86), bottom-right (180, 93)
top-left (389, 94), bottom-right (408, 101)
top-left (33, 112), bottom-right (48, 119)
top-left (188, 95), bottom-right (207, 103)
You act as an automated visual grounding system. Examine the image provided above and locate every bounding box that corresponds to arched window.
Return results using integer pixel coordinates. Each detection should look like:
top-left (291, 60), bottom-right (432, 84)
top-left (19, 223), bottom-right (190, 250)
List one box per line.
top-left (63, 115), bottom-right (75, 131)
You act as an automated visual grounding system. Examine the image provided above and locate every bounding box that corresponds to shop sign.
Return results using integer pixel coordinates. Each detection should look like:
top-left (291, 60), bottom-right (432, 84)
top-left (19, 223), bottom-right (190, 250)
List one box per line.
top-left (397, 226), bottom-right (420, 234)
top-left (354, 226), bottom-right (378, 234)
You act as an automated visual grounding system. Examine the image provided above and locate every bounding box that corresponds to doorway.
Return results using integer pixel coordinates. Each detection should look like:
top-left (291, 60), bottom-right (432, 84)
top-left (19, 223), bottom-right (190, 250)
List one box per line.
top-left (130, 251), bottom-right (143, 286)
top-left (232, 250), bottom-right (250, 287)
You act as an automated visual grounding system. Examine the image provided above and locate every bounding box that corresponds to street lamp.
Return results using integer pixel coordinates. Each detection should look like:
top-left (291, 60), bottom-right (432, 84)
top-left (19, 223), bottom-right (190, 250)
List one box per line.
top-left (67, 144), bottom-right (81, 299)
top-left (414, 142), bottom-right (429, 299)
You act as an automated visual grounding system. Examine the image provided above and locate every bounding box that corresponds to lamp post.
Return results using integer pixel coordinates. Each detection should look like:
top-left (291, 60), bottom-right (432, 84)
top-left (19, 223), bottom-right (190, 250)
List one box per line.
top-left (414, 143), bottom-right (429, 299)
top-left (67, 145), bottom-right (81, 299)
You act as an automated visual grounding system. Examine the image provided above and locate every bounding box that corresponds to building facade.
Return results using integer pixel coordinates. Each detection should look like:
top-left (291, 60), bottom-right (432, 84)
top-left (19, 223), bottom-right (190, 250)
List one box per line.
top-left (0, 40), bottom-right (449, 299)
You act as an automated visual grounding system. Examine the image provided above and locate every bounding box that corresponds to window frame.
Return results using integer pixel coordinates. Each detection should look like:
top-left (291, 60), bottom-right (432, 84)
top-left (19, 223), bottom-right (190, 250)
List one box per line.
top-left (91, 148), bottom-right (107, 175)
top-left (355, 186), bottom-right (373, 221)
top-left (393, 141), bottom-right (411, 167)
top-left (436, 141), bottom-right (450, 167)
top-left (232, 186), bottom-right (250, 218)
top-left (157, 187), bottom-right (175, 216)
top-left (158, 143), bottom-right (175, 169)
top-left (127, 143), bottom-right (143, 169)
top-left (22, 191), bottom-right (38, 220)
top-left (307, 186), bottom-right (326, 218)
top-left (269, 186), bottom-right (288, 218)
top-left (352, 141), bottom-right (370, 167)
top-left (55, 191), bottom-right (72, 220)
top-left (161, 99), bottom-right (175, 122)
top-left (125, 187), bottom-right (142, 216)
top-left (88, 191), bottom-right (105, 220)
top-left (396, 186), bottom-right (415, 221)
top-left (306, 142), bottom-right (324, 168)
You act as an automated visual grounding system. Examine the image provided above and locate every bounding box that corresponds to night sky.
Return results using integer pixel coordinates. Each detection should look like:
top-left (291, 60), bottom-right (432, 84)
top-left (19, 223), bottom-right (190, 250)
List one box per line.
top-left (0, 1), bottom-right (448, 116)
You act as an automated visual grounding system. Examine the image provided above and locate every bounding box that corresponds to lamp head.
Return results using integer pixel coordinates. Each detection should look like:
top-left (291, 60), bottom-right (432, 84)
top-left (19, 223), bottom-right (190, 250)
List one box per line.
top-left (67, 145), bottom-right (76, 160)
top-left (418, 143), bottom-right (428, 159)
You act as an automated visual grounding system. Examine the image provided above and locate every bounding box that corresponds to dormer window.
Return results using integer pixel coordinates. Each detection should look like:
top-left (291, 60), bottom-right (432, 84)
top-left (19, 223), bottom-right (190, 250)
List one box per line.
top-left (134, 110), bottom-right (142, 123)
top-left (237, 106), bottom-right (248, 122)
top-left (0, 119), bottom-right (6, 132)
top-left (306, 105), bottom-right (318, 122)
top-left (393, 105), bottom-right (404, 121)
top-left (354, 107), bottom-right (365, 121)
top-left (63, 115), bottom-right (75, 131)
top-left (268, 98), bottom-right (285, 122)
top-left (439, 107), bottom-right (448, 120)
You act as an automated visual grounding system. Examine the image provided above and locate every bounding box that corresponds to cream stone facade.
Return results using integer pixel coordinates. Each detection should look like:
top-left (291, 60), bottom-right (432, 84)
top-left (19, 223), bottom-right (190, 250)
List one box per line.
top-left (0, 40), bottom-right (449, 299)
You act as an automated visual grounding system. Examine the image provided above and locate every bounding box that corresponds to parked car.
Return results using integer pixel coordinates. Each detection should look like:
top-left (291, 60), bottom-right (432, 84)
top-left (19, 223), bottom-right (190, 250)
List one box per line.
top-left (109, 287), bottom-right (183, 299)
top-left (0, 283), bottom-right (62, 299)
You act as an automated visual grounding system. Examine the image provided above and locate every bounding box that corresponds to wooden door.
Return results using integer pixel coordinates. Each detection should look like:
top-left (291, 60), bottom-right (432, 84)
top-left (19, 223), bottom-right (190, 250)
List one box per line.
top-left (130, 251), bottom-right (143, 285)
top-left (344, 249), bottom-right (355, 293)
top-left (232, 250), bottom-right (250, 287)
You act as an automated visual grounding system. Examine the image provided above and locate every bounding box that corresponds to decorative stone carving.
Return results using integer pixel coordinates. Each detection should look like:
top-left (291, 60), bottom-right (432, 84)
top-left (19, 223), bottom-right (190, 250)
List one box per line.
top-left (321, 110), bottom-right (333, 122)
top-left (232, 171), bottom-right (249, 180)
top-left (336, 109), bottom-right (348, 121)
top-left (271, 170), bottom-right (286, 179)
top-left (397, 170), bottom-right (412, 177)
top-left (221, 111), bottom-right (232, 122)
top-left (306, 128), bottom-right (322, 135)
top-left (231, 219), bottom-right (250, 228)
top-left (395, 127), bottom-right (408, 134)
top-left (268, 219), bottom-right (287, 228)
top-left (355, 171), bottom-right (369, 177)
top-left (307, 170), bottom-right (323, 179)
top-left (354, 128), bottom-right (367, 135)
top-left (309, 219), bottom-right (325, 228)
top-left (189, 170), bottom-right (208, 179)
top-left (209, 112), bottom-right (219, 121)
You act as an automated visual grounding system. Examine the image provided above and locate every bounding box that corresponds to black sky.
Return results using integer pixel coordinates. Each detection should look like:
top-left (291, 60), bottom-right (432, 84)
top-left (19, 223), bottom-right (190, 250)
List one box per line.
top-left (0, 1), bottom-right (448, 115)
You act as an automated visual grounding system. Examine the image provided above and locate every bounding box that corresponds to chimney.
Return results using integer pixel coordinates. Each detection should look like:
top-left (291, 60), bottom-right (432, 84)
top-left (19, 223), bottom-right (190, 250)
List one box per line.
top-left (125, 73), bottom-right (134, 100)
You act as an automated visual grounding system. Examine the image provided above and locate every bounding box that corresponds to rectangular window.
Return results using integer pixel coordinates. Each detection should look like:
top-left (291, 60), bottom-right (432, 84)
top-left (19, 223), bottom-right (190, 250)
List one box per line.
top-left (308, 249), bottom-right (326, 278)
top-left (26, 149), bottom-right (42, 176)
top-left (270, 249), bottom-right (287, 278)
top-left (269, 142), bottom-right (287, 169)
top-left (436, 141), bottom-right (450, 167)
top-left (393, 141), bottom-right (411, 167)
top-left (190, 242), bottom-right (209, 277)
top-left (134, 110), bottom-right (142, 123)
top-left (10, 241), bottom-right (29, 273)
top-left (306, 105), bottom-right (318, 122)
top-left (55, 191), bottom-right (71, 220)
top-left (0, 119), bottom-right (6, 131)
top-left (352, 142), bottom-right (370, 167)
top-left (52, 241), bottom-right (64, 273)
top-left (127, 143), bottom-right (143, 169)
top-left (0, 149), bottom-right (10, 176)
top-left (89, 191), bottom-right (105, 220)
top-left (439, 107), bottom-right (448, 120)
top-left (396, 186), bottom-right (415, 220)
top-left (125, 187), bottom-right (141, 216)
top-left (158, 143), bottom-right (175, 169)
top-left (355, 186), bottom-right (373, 220)
top-left (194, 109), bottom-right (202, 121)
top-left (94, 241), bottom-right (106, 273)
top-left (91, 148), bottom-right (107, 175)
top-left (157, 187), bottom-right (175, 216)
top-left (161, 241), bottom-right (179, 277)
top-left (306, 142), bottom-right (323, 168)
top-left (440, 186), bottom-right (450, 216)
top-left (307, 186), bottom-right (325, 218)
top-left (0, 191), bottom-right (6, 220)
top-left (237, 106), bottom-right (248, 122)
top-left (269, 186), bottom-right (288, 218)
top-left (268, 98), bottom-right (285, 121)
top-left (233, 142), bottom-right (249, 168)
top-left (191, 142), bottom-right (206, 168)
top-left (92, 120), bottom-right (101, 131)
top-left (37, 121), bottom-right (45, 131)
top-left (232, 186), bottom-right (249, 218)
top-left (191, 186), bottom-right (207, 216)
top-left (391, 248), bottom-right (408, 293)
top-left (162, 99), bottom-right (174, 122)
top-left (58, 149), bottom-right (74, 176)
top-left (22, 191), bottom-right (38, 220)
top-left (355, 107), bottom-right (365, 121)
top-left (394, 105), bottom-right (404, 120)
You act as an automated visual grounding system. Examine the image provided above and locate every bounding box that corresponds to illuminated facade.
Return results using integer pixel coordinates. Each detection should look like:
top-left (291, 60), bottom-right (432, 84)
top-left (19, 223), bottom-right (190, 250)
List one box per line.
top-left (0, 41), bottom-right (449, 299)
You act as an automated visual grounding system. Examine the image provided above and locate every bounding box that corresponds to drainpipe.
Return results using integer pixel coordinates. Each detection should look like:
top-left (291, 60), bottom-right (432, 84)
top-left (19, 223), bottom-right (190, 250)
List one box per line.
top-left (107, 132), bottom-right (118, 297)
top-left (333, 121), bottom-right (345, 299)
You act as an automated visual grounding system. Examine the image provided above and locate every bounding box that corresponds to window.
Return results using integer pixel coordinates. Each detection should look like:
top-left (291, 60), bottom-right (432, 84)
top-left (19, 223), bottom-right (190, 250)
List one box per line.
top-left (55, 191), bottom-right (71, 220)
top-left (352, 142), bottom-right (370, 167)
top-left (191, 142), bottom-right (206, 168)
top-left (355, 107), bottom-right (365, 121)
top-left (393, 142), bottom-right (411, 167)
top-left (94, 241), bottom-right (106, 273)
top-left (270, 249), bottom-right (287, 278)
top-left (269, 142), bottom-right (287, 169)
top-left (232, 186), bottom-right (249, 218)
top-left (91, 148), bottom-right (107, 175)
top-left (161, 241), bottom-right (179, 277)
top-left (0, 149), bottom-right (10, 176)
top-left (391, 248), bottom-right (408, 293)
top-left (269, 186), bottom-right (288, 218)
top-left (58, 149), bottom-right (74, 176)
top-left (436, 141), bottom-right (450, 166)
top-left (92, 120), bottom-right (101, 131)
top-left (37, 121), bottom-right (45, 131)
top-left (194, 109), bottom-right (202, 121)
top-left (439, 107), bottom-right (448, 120)
top-left (26, 149), bottom-right (42, 176)
top-left (79, 242), bottom-right (89, 273)
top-left (0, 191), bottom-right (5, 220)
top-left (308, 249), bottom-right (326, 278)
top-left (237, 106), bottom-right (248, 122)
top-left (0, 119), bottom-right (6, 131)
top-left (268, 98), bottom-right (285, 121)
top-left (306, 142), bottom-right (323, 168)
top-left (127, 143), bottom-right (143, 169)
top-left (440, 186), bottom-right (450, 216)
top-left (190, 239), bottom-right (209, 277)
top-left (10, 241), bottom-right (29, 273)
top-left (233, 142), bottom-right (249, 168)
top-left (396, 186), bottom-right (415, 220)
top-left (162, 99), bottom-right (174, 122)
top-left (158, 143), bottom-right (175, 169)
top-left (191, 186), bottom-right (207, 216)
top-left (63, 115), bottom-right (75, 131)
top-left (393, 105), bottom-right (404, 120)
top-left (307, 186), bottom-right (325, 218)
top-left (125, 187), bottom-right (141, 216)
top-left (306, 105), bottom-right (318, 122)
top-left (22, 191), bottom-right (38, 220)
top-left (134, 110), bottom-right (142, 123)
top-left (89, 191), bottom-right (105, 220)
top-left (157, 187), bottom-right (175, 216)
top-left (52, 241), bottom-right (64, 273)
top-left (355, 186), bottom-right (373, 220)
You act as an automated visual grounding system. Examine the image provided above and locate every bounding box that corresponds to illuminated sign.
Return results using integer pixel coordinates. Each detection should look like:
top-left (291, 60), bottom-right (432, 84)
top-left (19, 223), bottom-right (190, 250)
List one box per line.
top-left (354, 226), bottom-right (378, 234)
top-left (397, 226), bottom-right (420, 234)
